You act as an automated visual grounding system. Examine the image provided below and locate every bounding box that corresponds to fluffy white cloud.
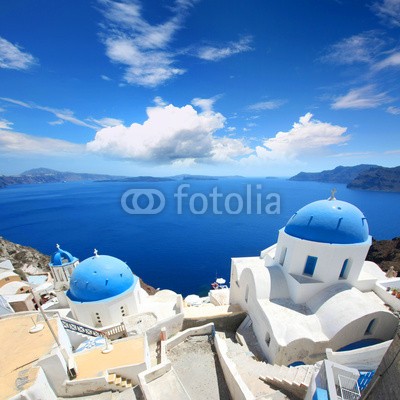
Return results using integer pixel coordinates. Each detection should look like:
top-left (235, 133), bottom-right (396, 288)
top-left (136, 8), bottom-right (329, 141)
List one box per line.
top-left (211, 137), bottom-right (252, 162)
top-left (87, 102), bottom-right (220, 161)
top-left (87, 101), bottom-right (252, 163)
top-left (331, 85), bottom-right (391, 109)
top-left (196, 36), bottom-right (253, 61)
top-left (0, 119), bottom-right (13, 130)
top-left (372, 0), bottom-right (400, 27)
top-left (0, 37), bottom-right (37, 70)
top-left (0, 130), bottom-right (83, 155)
top-left (321, 31), bottom-right (384, 65)
top-left (191, 96), bottom-right (221, 112)
top-left (248, 99), bottom-right (285, 111)
top-left (248, 113), bottom-right (349, 161)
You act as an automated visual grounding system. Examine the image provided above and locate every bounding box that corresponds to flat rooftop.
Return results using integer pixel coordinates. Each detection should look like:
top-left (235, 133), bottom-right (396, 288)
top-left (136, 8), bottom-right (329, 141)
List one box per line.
top-left (0, 313), bottom-right (59, 399)
top-left (74, 335), bottom-right (145, 379)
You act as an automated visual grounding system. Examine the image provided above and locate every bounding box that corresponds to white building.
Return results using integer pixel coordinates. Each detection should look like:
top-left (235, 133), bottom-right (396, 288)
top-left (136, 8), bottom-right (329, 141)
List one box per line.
top-left (66, 251), bottom-right (142, 327)
top-left (48, 245), bottom-right (79, 307)
top-left (229, 197), bottom-right (398, 366)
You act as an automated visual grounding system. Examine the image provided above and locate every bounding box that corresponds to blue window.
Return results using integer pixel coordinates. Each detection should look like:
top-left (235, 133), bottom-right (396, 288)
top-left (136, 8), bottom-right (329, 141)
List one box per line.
top-left (339, 259), bottom-right (350, 279)
top-left (303, 256), bottom-right (318, 276)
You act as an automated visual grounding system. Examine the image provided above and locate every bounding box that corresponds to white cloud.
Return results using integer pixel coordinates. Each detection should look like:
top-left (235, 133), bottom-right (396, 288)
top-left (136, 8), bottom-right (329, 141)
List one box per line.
top-left (153, 96), bottom-right (167, 106)
top-left (372, 0), bottom-right (400, 27)
top-left (48, 119), bottom-right (65, 126)
top-left (387, 105), bottom-right (400, 114)
top-left (226, 127), bottom-right (236, 132)
top-left (0, 119), bottom-right (13, 130)
top-left (195, 36), bottom-right (253, 61)
top-left (191, 96), bottom-right (221, 112)
top-left (87, 100), bottom-right (252, 163)
top-left (1, 97), bottom-right (98, 129)
top-left (99, 0), bottom-right (189, 87)
top-left (101, 74), bottom-right (111, 81)
top-left (211, 137), bottom-right (253, 162)
top-left (248, 99), bottom-right (285, 111)
top-left (87, 117), bottom-right (123, 127)
top-left (248, 113), bottom-right (349, 161)
top-left (321, 31), bottom-right (384, 65)
top-left (373, 51), bottom-right (400, 70)
top-left (87, 102), bottom-right (227, 161)
top-left (0, 37), bottom-right (37, 70)
top-left (0, 130), bottom-right (83, 155)
top-left (331, 85), bottom-right (391, 109)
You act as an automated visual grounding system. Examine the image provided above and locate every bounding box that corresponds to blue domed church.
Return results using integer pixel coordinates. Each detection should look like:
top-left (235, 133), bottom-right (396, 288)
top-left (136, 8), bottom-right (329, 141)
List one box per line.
top-left (229, 196), bottom-right (398, 365)
top-left (66, 251), bottom-right (141, 327)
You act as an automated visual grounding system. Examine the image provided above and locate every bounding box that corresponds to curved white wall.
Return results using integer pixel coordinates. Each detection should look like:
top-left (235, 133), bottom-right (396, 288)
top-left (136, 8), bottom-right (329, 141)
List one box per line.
top-left (67, 283), bottom-right (141, 327)
top-left (273, 229), bottom-right (371, 303)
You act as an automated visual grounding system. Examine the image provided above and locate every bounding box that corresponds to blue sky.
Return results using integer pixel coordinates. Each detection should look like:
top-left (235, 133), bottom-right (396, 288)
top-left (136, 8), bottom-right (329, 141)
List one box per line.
top-left (0, 0), bottom-right (399, 177)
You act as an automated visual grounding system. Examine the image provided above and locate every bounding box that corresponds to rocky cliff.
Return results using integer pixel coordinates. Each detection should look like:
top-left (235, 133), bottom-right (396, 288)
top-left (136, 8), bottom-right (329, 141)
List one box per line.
top-left (347, 166), bottom-right (400, 192)
top-left (367, 237), bottom-right (400, 273)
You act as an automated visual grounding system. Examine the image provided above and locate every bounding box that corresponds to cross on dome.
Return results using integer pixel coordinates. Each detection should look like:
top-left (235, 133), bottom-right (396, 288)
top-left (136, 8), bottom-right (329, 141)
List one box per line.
top-left (328, 188), bottom-right (337, 201)
top-left (94, 248), bottom-right (99, 257)
top-left (56, 243), bottom-right (60, 249)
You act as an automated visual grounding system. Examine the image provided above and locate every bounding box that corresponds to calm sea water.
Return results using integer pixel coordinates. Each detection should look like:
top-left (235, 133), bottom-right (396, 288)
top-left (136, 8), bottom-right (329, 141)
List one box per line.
top-left (0, 178), bottom-right (399, 296)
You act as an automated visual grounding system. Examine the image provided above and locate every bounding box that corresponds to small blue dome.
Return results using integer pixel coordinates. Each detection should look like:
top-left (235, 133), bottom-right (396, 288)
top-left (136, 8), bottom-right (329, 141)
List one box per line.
top-left (284, 200), bottom-right (369, 244)
top-left (50, 247), bottom-right (78, 267)
top-left (67, 255), bottom-right (137, 302)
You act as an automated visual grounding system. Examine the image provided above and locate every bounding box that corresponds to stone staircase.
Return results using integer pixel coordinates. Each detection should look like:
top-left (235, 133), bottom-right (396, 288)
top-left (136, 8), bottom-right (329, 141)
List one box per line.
top-left (222, 333), bottom-right (289, 399)
top-left (259, 364), bottom-right (317, 399)
top-left (107, 373), bottom-right (133, 392)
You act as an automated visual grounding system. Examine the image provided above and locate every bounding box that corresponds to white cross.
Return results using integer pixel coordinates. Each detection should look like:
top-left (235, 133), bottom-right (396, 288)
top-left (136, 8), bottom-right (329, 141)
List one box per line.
top-left (56, 243), bottom-right (60, 249)
top-left (94, 248), bottom-right (99, 257)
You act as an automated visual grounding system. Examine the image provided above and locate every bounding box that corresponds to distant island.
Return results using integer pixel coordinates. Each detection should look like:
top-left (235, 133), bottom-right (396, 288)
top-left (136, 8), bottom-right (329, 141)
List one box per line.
top-left (290, 164), bottom-right (400, 192)
top-left (0, 168), bottom-right (242, 189)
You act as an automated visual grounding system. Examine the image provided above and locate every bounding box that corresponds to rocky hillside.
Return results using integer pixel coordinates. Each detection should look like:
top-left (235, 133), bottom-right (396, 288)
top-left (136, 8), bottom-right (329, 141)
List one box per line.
top-left (0, 237), bottom-right (157, 294)
top-left (0, 168), bottom-right (126, 189)
top-left (347, 166), bottom-right (400, 192)
top-left (289, 164), bottom-right (378, 184)
top-left (0, 236), bottom-right (50, 276)
top-left (367, 237), bottom-right (400, 273)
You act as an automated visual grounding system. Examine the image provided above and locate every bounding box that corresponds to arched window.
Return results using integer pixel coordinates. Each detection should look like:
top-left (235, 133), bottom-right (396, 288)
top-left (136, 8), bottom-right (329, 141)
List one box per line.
top-left (245, 285), bottom-right (249, 303)
top-left (365, 319), bottom-right (376, 335)
top-left (303, 256), bottom-right (318, 277)
top-left (265, 331), bottom-right (271, 346)
top-left (339, 259), bottom-right (351, 279)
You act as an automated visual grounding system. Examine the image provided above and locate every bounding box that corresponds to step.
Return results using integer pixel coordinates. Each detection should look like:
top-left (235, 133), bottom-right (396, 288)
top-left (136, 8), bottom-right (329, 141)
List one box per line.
top-left (293, 367), bottom-right (308, 385)
top-left (107, 373), bottom-right (117, 384)
top-left (114, 376), bottom-right (122, 385)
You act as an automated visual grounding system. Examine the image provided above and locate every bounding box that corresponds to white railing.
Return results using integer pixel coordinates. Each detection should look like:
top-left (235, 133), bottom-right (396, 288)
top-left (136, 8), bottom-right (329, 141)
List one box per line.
top-left (338, 374), bottom-right (360, 400)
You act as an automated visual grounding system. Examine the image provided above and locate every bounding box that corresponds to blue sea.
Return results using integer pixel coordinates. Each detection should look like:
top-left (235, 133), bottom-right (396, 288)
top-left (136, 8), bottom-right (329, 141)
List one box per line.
top-left (0, 178), bottom-right (399, 296)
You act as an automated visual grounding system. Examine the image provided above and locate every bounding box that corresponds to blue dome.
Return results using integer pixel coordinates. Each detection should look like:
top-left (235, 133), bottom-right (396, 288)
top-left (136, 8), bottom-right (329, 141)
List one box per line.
top-left (50, 247), bottom-right (78, 267)
top-left (67, 255), bottom-right (137, 302)
top-left (284, 200), bottom-right (369, 244)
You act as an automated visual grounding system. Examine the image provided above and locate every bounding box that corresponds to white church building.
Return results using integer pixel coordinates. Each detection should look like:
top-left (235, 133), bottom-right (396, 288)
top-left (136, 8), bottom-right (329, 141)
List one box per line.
top-left (229, 196), bottom-right (398, 366)
top-left (66, 252), bottom-right (142, 327)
